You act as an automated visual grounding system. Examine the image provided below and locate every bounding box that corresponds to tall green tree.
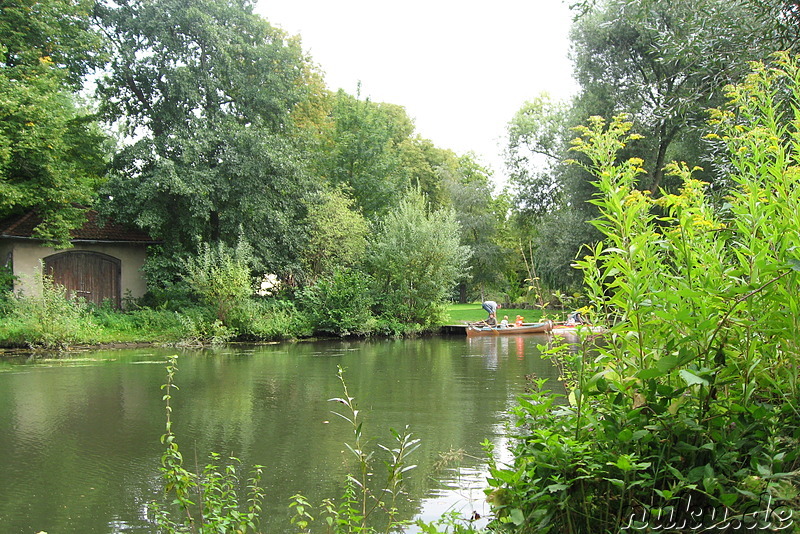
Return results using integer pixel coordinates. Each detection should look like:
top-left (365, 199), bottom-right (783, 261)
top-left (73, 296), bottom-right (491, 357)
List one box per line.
top-left (0, 0), bottom-right (107, 245)
top-left (505, 94), bottom-right (570, 219)
top-left (96, 0), bottom-right (317, 279)
top-left (319, 90), bottom-right (415, 219)
top-left (365, 187), bottom-right (470, 328)
top-left (445, 154), bottom-right (506, 301)
top-left (506, 0), bottom-right (787, 291)
top-left (397, 136), bottom-right (458, 210)
top-left (504, 93), bottom-right (600, 292)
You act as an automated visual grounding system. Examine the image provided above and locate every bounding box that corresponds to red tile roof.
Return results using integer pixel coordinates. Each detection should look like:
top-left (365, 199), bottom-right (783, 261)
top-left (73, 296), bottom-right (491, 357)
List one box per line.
top-left (0, 210), bottom-right (160, 243)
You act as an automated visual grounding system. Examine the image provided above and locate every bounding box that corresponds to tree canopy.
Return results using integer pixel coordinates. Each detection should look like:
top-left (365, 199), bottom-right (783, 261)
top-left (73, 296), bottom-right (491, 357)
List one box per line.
top-left (96, 0), bottom-right (319, 276)
top-left (0, 0), bottom-right (107, 245)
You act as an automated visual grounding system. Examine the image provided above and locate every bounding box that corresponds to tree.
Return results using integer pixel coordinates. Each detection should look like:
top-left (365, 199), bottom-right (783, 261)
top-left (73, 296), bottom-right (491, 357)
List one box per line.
top-left (365, 187), bottom-right (470, 328)
top-left (299, 186), bottom-right (369, 283)
top-left (95, 0), bottom-right (317, 279)
top-left (504, 94), bottom-right (571, 218)
top-left (445, 153), bottom-right (506, 301)
top-left (397, 136), bottom-right (458, 211)
top-left (1, 0), bottom-right (104, 84)
top-left (505, 0), bottom-right (785, 291)
top-left (571, 0), bottom-right (774, 193)
top-left (0, 0), bottom-right (107, 245)
top-left (319, 90), bottom-right (415, 219)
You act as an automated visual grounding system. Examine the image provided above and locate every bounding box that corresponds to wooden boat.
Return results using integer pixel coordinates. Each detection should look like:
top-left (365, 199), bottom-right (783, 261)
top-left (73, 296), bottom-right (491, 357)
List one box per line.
top-left (465, 320), bottom-right (553, 337)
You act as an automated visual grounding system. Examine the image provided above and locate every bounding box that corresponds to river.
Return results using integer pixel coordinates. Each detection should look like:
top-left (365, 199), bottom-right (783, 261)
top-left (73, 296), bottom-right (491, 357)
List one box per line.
top-left (0, 334), bottom-right (560, 533)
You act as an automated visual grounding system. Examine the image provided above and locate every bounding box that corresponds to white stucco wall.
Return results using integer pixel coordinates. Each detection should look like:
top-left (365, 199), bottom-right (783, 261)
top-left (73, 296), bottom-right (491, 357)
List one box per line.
top-left (3, 240), bottom-right (149, 303)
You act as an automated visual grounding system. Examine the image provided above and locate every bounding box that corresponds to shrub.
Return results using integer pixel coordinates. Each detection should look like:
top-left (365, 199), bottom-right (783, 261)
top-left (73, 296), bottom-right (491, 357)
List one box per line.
top-left (299, 268), bottom-right (376, 336)
top-left (175, 307), bottom-right (233, 346)
top-left (228, 298), bottom-right (312, 341)
top-left (365, 187), bottom-right (470, 329)
top-left (487, 58), bottom-right (800, 534)
top-left (0, 270), bottom-right (95, 349)
top-left (182, 241), bottom-right (253, 325)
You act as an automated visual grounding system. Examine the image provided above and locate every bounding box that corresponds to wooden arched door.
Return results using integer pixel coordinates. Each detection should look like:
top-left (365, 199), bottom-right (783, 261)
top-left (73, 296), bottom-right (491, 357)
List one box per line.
top-left (44, 251), bottom-right (121, 307)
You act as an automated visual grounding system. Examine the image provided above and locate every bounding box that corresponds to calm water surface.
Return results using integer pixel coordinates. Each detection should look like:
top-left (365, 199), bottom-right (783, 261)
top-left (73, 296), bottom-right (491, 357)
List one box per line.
top-left (0, 334), bottom-right (560, 533)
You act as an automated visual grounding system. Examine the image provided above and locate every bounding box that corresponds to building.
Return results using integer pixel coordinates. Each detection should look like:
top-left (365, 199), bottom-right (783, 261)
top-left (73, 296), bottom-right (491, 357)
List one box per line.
top-left (0, 210), bottom-right (159, 307)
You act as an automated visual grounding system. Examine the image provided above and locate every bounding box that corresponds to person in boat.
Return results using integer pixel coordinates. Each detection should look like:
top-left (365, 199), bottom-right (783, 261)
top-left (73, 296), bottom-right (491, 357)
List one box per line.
top-left (515, 315), bottom-right (524, 327)
top-left (565, 310), bottom-right (587, 326)
top-left (482, 300), bottom-right (501, 318)
top-left (473, 313), bottom-right (498, 328)
top-left (500, 315), bottom-right (510, 328)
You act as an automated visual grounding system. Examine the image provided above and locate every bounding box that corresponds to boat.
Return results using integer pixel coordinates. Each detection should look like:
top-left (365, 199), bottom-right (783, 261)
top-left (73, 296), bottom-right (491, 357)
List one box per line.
top-left (465, 320), bottom-right (553, 337)
top-left (550, 324), bottom-right (607, 336)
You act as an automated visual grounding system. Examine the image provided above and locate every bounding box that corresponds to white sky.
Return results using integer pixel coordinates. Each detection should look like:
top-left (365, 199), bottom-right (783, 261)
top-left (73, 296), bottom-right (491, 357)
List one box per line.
top-left (254, 0), bottom-right (578, 189)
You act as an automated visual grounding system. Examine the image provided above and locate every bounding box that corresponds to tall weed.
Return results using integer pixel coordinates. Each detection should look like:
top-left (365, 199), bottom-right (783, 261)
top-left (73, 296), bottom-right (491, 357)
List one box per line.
top-left (0, 269), bottom-right (96, 349)
top-left (150, 355), bottom-right (264, 532)
top-left (487, 55), bottom-right (800, 533)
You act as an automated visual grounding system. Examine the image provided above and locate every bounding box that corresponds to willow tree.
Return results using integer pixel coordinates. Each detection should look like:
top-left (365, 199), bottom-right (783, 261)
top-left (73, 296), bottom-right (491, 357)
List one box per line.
top-left (365, 187), bottom-right (470, 329)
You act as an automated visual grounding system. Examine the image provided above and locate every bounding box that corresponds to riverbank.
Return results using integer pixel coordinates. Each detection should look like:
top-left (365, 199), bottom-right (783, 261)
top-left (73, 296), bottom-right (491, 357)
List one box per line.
top-left (0, 296), bottom-right (549, 352)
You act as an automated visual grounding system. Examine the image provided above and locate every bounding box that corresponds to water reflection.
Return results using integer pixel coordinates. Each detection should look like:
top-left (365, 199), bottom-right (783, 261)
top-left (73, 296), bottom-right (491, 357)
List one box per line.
top-left (0, 335), bottom-right (558, 533)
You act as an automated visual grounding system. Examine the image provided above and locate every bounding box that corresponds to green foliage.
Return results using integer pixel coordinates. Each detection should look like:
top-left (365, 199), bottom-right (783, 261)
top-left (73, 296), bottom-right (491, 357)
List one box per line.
top-left (227, 297), bottom-right (312, 341)
top-left (299, 268), bottom-right (376, 337)
top-left (0, 56), bottom-right (107, 245)
top-left (174, 307), bottom-right (234, 347)
top-left (181, 241), bottom-right (253, 325)
top-left (0, 264), bottom-right (16, 298)
top-left (0, 269), bottom-right (95, 349)
top-left (0, 0), bottom-right (105, 85)
top-left (96, 0), bottom-right (318, 278)
top-left (300, 187), bottom-right (369, 282)
top-left (151, 356), bottom-right (265, 533)
top-left (319, 90), bottom-right (414, 220)
top-left (504, 94), bottom-right (569, 219)
top-left (488, 58), bottom-right (800, 533)
top-left (366, 187), bottom-right (471, 329)
top-left (0, 1), bottom-right (108, 246)
top-left (445, 154), bottom-right (507, 299)
top-left (414, 511), bottom-right (485, 534)
top-left (570, 0), bottom-right (767, 193)
top-left (89, 304), bottom-right (185, 342)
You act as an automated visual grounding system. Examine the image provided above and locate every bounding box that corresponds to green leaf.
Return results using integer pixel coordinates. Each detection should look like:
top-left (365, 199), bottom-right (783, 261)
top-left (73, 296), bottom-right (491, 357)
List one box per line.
top-left (656, 354), bottom-right (681, 373)
top-left (679, 370), bottom-right (709, 387)
top-left (618, 428), bottom-right (633, 442)
top-left (509, 508), bottom-right (525, 526)
top-left (636, 367), bottom-right (665, 380)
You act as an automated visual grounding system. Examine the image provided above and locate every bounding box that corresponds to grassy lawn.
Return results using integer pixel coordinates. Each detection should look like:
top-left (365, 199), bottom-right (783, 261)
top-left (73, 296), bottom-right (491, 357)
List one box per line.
top-left (443, 303), bottom-right (546, 324)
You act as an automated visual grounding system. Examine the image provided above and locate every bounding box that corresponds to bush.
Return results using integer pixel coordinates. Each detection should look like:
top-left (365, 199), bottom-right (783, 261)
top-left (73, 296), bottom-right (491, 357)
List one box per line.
top-left (228, 298), bottom-right (312, 341)
top-left (365, 187), bottom-right (470, 329)
top-left (175, 307), bottom-right (233, 346)
top-left (299, 268), bottom-right (376, 336)
top-left (487, 60), bottom-right (800, 534)
top-left (182, 241), bottom-right (253, 325)
top-left (0, 270), bottom-right (95, 349)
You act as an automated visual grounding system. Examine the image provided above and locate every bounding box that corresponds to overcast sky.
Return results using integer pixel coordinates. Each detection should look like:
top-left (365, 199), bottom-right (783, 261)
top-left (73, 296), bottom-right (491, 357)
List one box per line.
top-left (254, 0), bottom-right (578, 188)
